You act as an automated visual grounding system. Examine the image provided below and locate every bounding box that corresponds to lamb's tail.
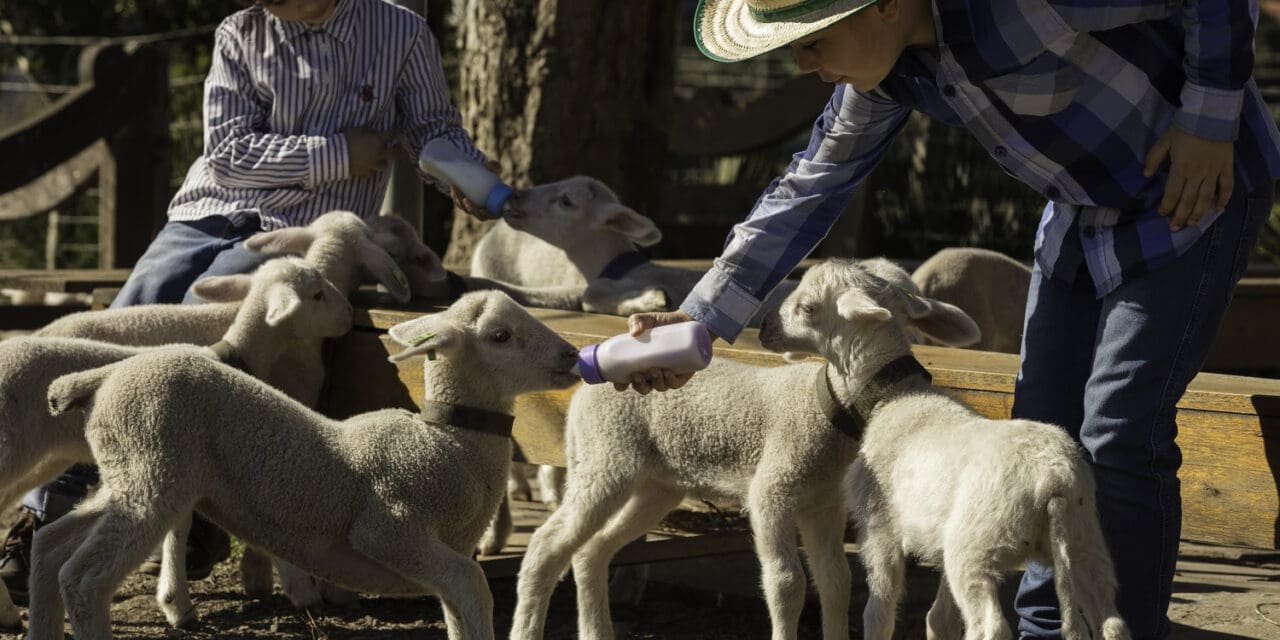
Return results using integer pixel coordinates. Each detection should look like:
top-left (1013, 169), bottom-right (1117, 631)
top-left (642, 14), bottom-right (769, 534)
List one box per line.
top-left (47, 363), bottom-right (120, 416)
top-left (1046, 495), bottom-right (1132, 640)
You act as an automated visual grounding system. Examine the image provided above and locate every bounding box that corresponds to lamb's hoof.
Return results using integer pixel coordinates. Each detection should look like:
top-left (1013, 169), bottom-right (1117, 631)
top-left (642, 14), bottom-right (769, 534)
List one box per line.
top-left (164, 604), bottom-right (198, 629)
top-left (239, 551), bottom-right (274, 599)
top-left (475, 534), bottom-right (504, 557)
top-left (615, 289), bottom-right (670, 315)
top-left (320, 583), bottom-right (359, 608)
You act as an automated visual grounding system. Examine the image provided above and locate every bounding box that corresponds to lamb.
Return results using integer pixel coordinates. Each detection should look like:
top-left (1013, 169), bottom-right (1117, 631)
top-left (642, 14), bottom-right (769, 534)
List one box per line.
top-left (910, 247), bottom-right (1031, 354)
top-left (35, 211), bottom-right (424, 606)
top-left (0, 257), bottom-right (353, 630)
top-left (30, 290), bottom-right (581, 640)
top-left (758, 259), bottom-right (1129, 640)
top-left (508, 258), bottom-right (974, 640)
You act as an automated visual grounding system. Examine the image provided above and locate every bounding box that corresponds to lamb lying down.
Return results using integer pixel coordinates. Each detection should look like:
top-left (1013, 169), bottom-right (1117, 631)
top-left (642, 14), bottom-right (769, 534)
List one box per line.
top-left (757, 259), bottom-right (1129, 640)
top-left (30, 291), bottom-right (580, 640)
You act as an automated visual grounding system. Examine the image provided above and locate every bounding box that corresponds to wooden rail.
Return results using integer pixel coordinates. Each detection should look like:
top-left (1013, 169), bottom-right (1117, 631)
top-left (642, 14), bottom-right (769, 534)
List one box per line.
top-left (322, 296), bottom-right (1280, 550)
top-left (0, 43), bottom-right (170, 268)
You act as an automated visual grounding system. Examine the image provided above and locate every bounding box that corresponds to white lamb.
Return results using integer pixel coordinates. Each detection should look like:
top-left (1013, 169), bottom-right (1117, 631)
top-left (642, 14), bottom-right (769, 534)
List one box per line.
top-left (759, 259), bottom-right (1129, 640)
top-left (910, 247), bottom-right (1031, 354)
top-left (30, 290), bottom-right (581, 640)
top-left (35, 211), bottom-right (425, 607)
top-left (0, 257), bottom-right (353, 630)
top-left (509, 258), bottom-right (975, 640)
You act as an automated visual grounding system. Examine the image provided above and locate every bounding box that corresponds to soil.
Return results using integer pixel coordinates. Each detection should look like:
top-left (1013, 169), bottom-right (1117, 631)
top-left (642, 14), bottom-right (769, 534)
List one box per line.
top-left (1, 507), bottom-right (1277, 639)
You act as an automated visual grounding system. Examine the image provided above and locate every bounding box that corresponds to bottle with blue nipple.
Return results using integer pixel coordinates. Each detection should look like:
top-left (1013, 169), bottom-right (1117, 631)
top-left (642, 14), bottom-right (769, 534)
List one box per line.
top-left (417, 138), bottom-right (514, 217)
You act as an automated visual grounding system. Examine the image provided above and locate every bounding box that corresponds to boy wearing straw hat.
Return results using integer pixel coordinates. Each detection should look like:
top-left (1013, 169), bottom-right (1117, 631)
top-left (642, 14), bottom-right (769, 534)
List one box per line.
top-left (627, 0), bottom-right (1280, 637)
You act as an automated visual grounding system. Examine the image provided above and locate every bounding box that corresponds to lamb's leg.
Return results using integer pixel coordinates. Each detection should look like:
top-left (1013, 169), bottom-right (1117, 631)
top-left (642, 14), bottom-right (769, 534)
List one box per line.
top-left (511, 468), bottom-right (637, 640)
top-left (926, 574), bottom-right (961, 640)
top-left (61, 501), bottom-right (176, 640)
top-left (572, 483), bottom-right (683, 640)
top-left (239, 546), bottom-right (274, 599)
top-left (536, 465), bottom-right (564, 507)
top-left (155, 512), bottom-right (197, 628)
top-left (859, 523), bottom-right (906, 640)
top-left (275, 557), bottom-right (325, 608)
top-left (349, 515), bottom-right (493, 640)
top-left (746, 487), bottom-right (805, 640)
top-left (508, 465), bottom-right (532, 502)
top-left (27, 491), bottom-right (113, 640)
top-left (476, 495), bottom-right (513, 557)
top-left (0, 584), bottom-right (18, 630)
top-left (941, 550), bottom-right (1009, 640)
top-left (795, 505), bottom-right (852, 640)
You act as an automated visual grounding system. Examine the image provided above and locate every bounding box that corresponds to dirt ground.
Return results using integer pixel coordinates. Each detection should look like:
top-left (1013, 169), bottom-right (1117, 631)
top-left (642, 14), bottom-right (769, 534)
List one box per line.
top-left (1, 501), bottom-right (1278, 640)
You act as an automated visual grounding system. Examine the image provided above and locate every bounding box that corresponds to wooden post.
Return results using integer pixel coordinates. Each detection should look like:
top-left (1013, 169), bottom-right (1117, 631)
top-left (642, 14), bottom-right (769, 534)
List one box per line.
top-left (86, 44), bottom-right (171, 269)
top-left (380, 0), bottom-right (427, 235)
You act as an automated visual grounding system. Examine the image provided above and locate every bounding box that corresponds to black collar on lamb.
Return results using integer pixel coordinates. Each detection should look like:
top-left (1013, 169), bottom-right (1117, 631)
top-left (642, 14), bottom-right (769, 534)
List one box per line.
top-left (209, 340), bottom-right (252, 375)
top-left (597, 251), bottom-right (649, 280)
top-left (445, 270), bottom-right (469, 300)
top-left (817, 355), bottom-right (932, 440)
top-left (419, 399), bottom-right (515, 438)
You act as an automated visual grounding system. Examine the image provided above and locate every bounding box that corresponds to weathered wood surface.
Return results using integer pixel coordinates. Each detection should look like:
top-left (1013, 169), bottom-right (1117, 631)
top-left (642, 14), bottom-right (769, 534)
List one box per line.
top-left (323, 299), bottom-right (1280, 550)
top-left (0, 270), bottom-right (132, 294)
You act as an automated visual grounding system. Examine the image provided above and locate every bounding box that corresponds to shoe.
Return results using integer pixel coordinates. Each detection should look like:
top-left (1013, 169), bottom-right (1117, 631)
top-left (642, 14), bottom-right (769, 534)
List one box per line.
top-left (139, 514), bottom-right (231, 581)
top-left (0, 511), bottom-right (38, 604)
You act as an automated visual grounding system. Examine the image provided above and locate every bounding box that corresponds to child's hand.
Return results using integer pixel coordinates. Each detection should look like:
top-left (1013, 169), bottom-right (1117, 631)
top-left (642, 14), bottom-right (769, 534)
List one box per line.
top-left (612, 310), bottom-right (716, 395)
top-left (450, 160), bottom-right (504, 221)
top-left (345, 128), bottom-right (398, 178)
top-left (1143, 127), bottom-right (1234, 231)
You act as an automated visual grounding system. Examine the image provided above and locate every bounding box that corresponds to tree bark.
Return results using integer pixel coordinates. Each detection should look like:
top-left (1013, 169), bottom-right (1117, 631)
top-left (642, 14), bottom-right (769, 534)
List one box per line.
top-left (445, 0), bottom-right (675, 268)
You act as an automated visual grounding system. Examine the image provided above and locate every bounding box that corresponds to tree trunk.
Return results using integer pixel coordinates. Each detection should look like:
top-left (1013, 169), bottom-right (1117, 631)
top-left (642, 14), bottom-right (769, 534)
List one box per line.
top-left (445, 1), bottom-right (675, 268)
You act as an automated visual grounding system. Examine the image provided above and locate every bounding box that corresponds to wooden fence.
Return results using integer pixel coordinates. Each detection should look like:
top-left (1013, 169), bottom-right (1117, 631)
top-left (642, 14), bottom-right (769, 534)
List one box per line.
top-left (0, 42), bottom-right (170, 269)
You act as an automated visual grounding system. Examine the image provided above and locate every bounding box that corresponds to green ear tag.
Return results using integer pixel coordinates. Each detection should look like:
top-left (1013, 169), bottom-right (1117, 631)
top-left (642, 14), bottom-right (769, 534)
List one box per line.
top-left (426, 350), bottom-right (437, 361)
top-left (393, 266), bottom-right (409, 289)
top-left (410, 331), bottom-right (435, 347)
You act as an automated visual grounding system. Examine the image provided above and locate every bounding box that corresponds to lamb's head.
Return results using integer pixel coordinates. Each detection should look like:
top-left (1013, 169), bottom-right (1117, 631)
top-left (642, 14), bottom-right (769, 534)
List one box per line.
top-left (387, 291), bottom-right (581, 396)
top-left (504, 176), bottom-right (661, 249)
top-left (193, 256), bottom-right (353, 340)
top-left (366, 214), bottom-right (449, 297)
top-left (244, 211), bottom-right (416, 303)
top-left (758, 259), bottom-right (979, 368)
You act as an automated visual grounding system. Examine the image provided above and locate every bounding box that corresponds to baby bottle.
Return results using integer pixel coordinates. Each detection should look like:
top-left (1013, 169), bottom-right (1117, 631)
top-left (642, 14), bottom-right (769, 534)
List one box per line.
top-left (417, 138), bottom-right (514, 217)
top-left (574, 321), bottom-right (713, 385)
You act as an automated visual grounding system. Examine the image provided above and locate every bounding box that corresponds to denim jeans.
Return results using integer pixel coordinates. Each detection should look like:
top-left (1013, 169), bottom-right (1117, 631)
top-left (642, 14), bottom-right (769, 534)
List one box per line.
top-left (1012, 186), bottom-right (1274, 639)
top-left (20, 215), bottom-right (271, 522)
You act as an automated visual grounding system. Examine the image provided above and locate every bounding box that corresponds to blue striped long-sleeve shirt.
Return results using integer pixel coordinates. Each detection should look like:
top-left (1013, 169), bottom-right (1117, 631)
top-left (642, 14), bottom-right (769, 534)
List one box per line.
top-left (168, 0), bottom-right (486, 230)
top-left (682, 0), bottom-right (1280, 343)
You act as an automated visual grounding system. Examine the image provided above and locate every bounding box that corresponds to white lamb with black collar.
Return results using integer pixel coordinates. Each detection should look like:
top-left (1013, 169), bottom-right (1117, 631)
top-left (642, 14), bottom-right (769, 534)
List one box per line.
top-left (510, 258), bottom-right (971, 640)
top-left (765, 259), bottom-right (1129, 640)
top-left (29, 291), bottom-right (580, 640)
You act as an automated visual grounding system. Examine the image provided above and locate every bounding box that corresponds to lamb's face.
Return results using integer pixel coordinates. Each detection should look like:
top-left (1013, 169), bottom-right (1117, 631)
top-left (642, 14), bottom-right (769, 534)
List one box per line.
top-left (388, 291), bottom-right (581, 394)
top-left (366, 214), bottom-right (448, 296)
top-left (256, 258), bottom-right (353, 338)
top-left (503, 176), bottom-right (661, 248)
top-left (758, 260), bottom-right (898, 359)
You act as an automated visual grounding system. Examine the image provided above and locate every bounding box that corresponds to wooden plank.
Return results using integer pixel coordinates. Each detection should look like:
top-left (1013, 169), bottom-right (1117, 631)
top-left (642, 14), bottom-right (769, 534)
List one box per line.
top-left (326, 302), bottom-right (1280, 549)
top-left (0, 142), bottom-right (104, 221)
top-left (479, 531), bottom-right (755, 579)
top-left (0, 269), bottom-right (132, 294)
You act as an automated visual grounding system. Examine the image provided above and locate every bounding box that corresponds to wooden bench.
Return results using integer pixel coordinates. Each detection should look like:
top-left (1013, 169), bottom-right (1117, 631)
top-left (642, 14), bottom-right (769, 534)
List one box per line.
top-left (323, 295), bottom-right (1280, 554)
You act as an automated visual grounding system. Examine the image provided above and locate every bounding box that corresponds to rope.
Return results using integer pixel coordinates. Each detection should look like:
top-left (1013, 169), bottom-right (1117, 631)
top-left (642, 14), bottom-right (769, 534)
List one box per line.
top-left (1259, 601), bottom-right (1280, 627)
top-left (0, 24), bottom-right (217, 46)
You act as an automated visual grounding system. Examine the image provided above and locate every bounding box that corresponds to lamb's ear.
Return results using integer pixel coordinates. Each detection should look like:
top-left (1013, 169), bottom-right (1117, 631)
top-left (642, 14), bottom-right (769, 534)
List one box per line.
top-left (901, 293), bottom-right (981, 348)
top-left (387, 315), bottom-right (462, 362)
top-left (264, 284), bottom-right (303, 327)
top-left (191, 274), bottom-right (254, 302)
top-left (245, 227), bottom-right (316, 255)
top-left (836, 289), bottom-right (891, 322)
top-left (590, 203), bottom-right (663, 247)
top-left (358, 239), bottom-right (412, 303)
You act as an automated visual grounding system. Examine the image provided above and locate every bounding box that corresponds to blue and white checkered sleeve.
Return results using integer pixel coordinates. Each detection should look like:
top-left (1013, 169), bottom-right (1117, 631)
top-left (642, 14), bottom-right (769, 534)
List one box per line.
top-left (1174, 0), bottom-right (1258, 141)
top-left (679, 84), bottom-right (910, 342)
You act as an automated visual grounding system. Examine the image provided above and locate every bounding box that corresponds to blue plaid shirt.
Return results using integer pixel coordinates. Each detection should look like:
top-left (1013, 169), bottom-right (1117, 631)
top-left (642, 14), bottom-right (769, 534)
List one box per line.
top-left (682, 0), bottom-right (1280, 343)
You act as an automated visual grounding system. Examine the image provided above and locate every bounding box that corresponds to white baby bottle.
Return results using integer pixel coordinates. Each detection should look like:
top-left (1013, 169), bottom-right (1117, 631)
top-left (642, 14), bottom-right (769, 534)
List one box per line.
top-left (574, 321), bottom-right (714, 385)
top-left (418, 138), bottom-right (514, 216)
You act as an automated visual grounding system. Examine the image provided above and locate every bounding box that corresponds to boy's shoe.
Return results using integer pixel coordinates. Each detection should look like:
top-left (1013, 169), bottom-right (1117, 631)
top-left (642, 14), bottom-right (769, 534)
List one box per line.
top-left (139, 514), bottom-right (231, 581)
top-left (0, 511), bottom-right (38, 604)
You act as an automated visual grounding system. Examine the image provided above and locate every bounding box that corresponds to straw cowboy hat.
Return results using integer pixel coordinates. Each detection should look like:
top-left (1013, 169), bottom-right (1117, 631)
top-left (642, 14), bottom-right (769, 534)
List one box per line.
top-left (695, 0), bottom-right (880, 62)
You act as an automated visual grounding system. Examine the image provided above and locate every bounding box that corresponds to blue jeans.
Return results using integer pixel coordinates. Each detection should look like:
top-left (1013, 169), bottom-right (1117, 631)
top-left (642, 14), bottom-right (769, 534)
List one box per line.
top-left (1012, 186), bottom-right (1274, 639)
top-left (21, 215), bottom-right (271, 522)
